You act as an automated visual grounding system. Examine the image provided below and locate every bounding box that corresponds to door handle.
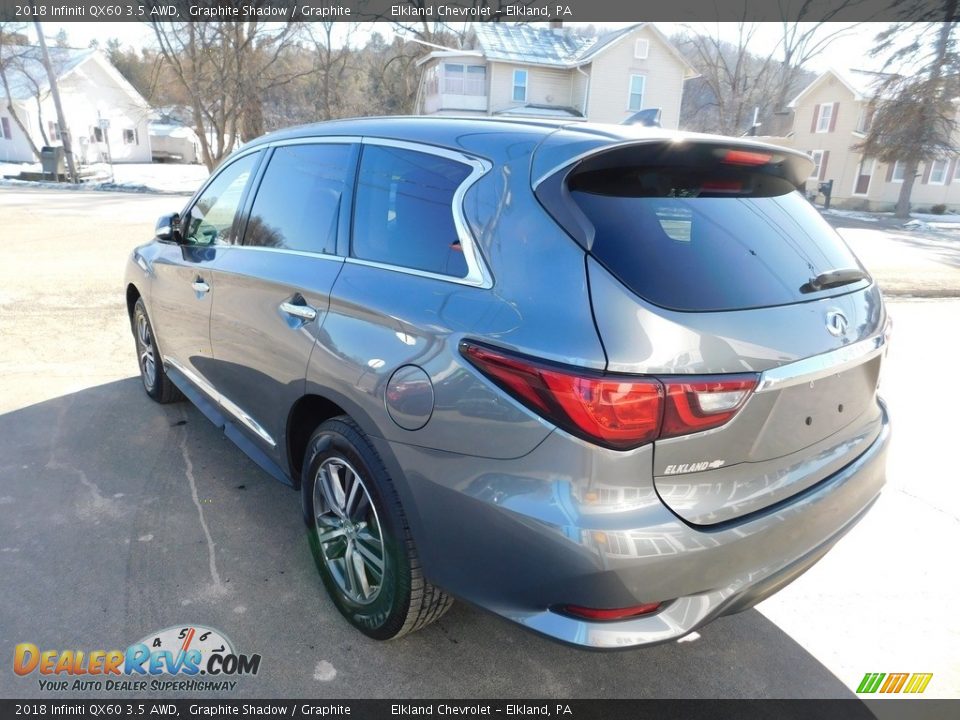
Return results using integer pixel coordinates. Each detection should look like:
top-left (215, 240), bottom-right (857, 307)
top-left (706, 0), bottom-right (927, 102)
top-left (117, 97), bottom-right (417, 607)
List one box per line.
top-left (192, 280), bottom-right (210, 294)
top-left (280, 301), bottom-right (318, 321)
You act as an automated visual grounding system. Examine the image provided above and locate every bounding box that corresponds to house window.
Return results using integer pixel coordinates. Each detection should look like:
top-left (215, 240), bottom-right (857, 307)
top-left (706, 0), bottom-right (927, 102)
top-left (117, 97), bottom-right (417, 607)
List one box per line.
top-left (809, 150), bottom-right (824, 180)
top-left (512, 69), bottom-right (527, 103)
top-left (815, 103), bottom-right (834, 133)
top-left (443, 63), bottom-right (485, 96)
top-left (123, 128), bottom-right (137, 145)
top-left (628, 75), bottom-right (646, 112)
top-left (91, 126), bottom-right (104, 143)
top-left (854, 157), bottom-right (875, 195)
top-left (0, 117), bottom-right (10, 140)
top-left (49, 121), bottom-right (61, 141)
top-left (891, 161), bottom-right (906, 182)
top-left (634, 39), bottom-right (649, 59)
top-left (929, 159), bottom-right (948, 184)
top-left (856, 106), bottom-right (874, 134)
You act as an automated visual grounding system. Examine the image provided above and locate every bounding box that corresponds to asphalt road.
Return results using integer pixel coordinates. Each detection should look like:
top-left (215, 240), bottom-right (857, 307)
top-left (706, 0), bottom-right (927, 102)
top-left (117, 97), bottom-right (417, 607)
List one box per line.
top-left (0, 187), bottom-right (957, 700)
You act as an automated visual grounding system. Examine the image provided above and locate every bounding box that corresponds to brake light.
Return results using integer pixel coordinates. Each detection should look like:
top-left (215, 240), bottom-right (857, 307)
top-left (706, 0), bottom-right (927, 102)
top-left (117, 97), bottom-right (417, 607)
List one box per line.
top-left (720, 149), bottom-right (773, 166)
top-left (561, 602), bottom-right (662, 621)
top-left (461, 342), bottom-right (757, 450)
top-left (461, 343), bottom-right (662, 450)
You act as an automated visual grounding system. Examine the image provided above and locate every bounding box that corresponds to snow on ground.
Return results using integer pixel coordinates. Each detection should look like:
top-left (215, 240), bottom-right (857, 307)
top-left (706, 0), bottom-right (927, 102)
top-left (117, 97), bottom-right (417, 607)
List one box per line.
top-left (0, 161), bottom-right (208, 195)
top-left (821, 208), bottom-right (881, 223)
top-left (824, 207), bottom-right (960, 229)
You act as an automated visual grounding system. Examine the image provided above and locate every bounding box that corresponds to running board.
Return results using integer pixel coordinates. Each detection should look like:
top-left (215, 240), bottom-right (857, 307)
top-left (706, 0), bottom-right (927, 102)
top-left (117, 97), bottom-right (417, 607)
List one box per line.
top-left (165, 365), bottom-right (292, 487)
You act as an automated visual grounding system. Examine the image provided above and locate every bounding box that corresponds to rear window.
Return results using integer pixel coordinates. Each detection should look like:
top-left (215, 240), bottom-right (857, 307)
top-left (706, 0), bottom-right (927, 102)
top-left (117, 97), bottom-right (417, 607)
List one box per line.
top-left (563, 148), bottom-right (868, 312)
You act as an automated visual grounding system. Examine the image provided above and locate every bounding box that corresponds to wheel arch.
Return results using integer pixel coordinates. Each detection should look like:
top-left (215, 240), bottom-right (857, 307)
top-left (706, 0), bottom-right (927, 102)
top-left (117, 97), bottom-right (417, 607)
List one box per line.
top-left (286, 388), bottom-right (388, 490)
top-left (125, 283), bottom-right (142, 332)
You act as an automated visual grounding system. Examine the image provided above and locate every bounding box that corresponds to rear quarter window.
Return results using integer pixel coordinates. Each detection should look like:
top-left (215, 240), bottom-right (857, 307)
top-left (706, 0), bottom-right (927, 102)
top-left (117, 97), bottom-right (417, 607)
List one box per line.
top-left (352, 145), bottom-right (471, 278)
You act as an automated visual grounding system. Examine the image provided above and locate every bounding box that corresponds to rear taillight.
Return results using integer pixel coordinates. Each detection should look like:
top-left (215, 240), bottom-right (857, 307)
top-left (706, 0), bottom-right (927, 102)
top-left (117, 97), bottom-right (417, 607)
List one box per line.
top-left (461, 342), bottom-right (756, 450)
top-left (661, 378), bottom-right (756, 439)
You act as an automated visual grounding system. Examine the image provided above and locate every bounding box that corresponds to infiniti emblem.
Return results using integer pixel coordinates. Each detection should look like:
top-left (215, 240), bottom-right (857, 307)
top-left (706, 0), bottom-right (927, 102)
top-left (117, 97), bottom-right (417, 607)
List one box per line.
top-left (826, 310), bottom-right (848, 337)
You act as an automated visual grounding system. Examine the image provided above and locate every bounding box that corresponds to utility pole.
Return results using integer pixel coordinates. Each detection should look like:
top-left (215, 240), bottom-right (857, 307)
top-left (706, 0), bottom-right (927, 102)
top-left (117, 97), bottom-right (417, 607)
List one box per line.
top-left (33, 20), bottom-right (78, 183)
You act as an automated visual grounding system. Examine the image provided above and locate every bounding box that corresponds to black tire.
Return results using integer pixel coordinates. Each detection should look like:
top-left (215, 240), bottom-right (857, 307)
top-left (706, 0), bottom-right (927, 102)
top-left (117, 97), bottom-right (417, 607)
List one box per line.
top-left (302, 416), bottom-right (452, 640)
top-left (132, 297), bottom-right (182, 404)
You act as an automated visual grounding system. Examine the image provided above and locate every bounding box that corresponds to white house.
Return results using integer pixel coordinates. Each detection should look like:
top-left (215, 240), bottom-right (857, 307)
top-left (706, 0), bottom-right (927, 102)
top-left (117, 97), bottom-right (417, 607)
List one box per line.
top-left (415, 22), bottom-right (699, 128)
top-left (0, 46), bottom-right (151, 164)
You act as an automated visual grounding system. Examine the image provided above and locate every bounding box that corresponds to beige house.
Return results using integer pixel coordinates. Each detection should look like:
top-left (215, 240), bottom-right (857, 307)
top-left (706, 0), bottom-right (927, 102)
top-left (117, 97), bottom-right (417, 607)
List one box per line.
top-left (784, 67), bottom-right (960, 211)
top-left (415, 23), bottom-right (698, 127)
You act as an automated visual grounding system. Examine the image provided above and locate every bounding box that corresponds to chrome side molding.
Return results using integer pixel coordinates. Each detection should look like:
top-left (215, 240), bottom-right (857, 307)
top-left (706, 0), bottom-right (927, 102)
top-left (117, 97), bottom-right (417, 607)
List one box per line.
top-left (165, 357), bottom-right (277, 448)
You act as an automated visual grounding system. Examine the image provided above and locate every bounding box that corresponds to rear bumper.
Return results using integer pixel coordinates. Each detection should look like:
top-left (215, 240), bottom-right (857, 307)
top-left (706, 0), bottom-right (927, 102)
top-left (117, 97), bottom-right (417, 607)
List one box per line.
top-left (375, 400), bottom-right (889, 649)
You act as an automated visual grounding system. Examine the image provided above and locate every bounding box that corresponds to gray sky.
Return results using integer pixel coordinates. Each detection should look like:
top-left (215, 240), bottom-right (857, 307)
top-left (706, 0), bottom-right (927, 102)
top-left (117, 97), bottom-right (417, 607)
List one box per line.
top-left (32, 20), bottom-right (888, 75)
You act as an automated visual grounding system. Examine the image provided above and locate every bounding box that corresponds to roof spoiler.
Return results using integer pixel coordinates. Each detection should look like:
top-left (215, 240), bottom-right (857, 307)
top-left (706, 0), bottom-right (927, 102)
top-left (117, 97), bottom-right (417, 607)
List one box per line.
top-left (533, 139), bottom-right (816, 251)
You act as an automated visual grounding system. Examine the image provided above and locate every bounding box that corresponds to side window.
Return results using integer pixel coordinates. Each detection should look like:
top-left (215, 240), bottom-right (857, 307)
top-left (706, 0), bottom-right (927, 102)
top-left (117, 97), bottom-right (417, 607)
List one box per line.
top-left (243, 143), bottom-right (352, 254)
top-left (352, 145), bottom-right (471, 278)
top-left (183, 152), bottom-right (258, 246)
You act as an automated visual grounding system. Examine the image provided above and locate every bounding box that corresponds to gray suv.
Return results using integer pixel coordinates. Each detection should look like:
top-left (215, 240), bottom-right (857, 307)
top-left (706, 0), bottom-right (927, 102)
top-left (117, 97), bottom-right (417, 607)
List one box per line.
top-left (125, 117), bottom-right (890, 649)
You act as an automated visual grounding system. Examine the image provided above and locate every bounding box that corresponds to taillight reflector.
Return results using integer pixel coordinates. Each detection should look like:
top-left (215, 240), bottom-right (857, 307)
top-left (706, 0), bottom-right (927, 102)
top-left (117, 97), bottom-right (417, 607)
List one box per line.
top-left (461, 342), bottom-right (757, 451)
top-left (562, 602), bottom-right (662, 621)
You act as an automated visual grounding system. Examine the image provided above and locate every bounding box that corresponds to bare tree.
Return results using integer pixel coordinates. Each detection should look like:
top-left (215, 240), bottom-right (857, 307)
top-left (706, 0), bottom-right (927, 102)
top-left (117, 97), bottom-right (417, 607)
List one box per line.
top-left (146, 8), bottom-right (304, 170)
top-left (307, 23), bottom-right (355, 121)
top-left (857, 5), bottom-right (960, 217)
top-left (0, 22), bottom-right (42, 160)
top-left (774, 16), bottom-right (860, 112)
top-left (677, 23), bottom-right (780, 135)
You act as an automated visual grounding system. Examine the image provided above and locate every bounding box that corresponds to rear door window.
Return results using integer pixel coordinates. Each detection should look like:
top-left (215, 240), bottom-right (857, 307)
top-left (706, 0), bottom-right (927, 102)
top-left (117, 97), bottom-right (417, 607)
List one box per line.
top-left (570, 171), bottom-right (869, 311)
top-left (244, 143), bottom-right (353, 254)
top-left (351, 144), bottom-right (471, 278)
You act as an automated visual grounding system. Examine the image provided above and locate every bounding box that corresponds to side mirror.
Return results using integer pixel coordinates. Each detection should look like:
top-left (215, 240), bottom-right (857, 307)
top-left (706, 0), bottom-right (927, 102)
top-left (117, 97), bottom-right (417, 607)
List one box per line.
top-left (155, 213), bottom-right (181, 242)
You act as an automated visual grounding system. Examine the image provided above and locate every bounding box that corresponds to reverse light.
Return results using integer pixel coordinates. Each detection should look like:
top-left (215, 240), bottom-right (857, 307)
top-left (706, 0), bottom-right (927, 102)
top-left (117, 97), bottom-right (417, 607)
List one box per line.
top-left (461, 342), bottom-right (757, 450)
top-left (561, 602), bottom-right (663, 621)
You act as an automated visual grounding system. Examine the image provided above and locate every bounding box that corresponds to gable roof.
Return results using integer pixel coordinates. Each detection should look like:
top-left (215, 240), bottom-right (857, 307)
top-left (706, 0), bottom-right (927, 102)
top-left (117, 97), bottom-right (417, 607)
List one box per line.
top-left (472, 22), bottom-right (697, 77)
top-left (0, 46), bottom-right (97, 101)
top-left (787, 67), bottom-right (894, 108)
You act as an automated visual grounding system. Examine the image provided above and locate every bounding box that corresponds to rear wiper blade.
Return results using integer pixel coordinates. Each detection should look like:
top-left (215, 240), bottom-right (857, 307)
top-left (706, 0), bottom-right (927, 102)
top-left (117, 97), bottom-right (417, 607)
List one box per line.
top-left (801, 268), bottom-right (869, 293)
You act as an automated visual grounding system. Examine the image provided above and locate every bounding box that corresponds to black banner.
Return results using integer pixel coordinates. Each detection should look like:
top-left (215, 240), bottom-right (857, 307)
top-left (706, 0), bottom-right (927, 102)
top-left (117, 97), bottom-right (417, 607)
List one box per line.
top-left (0, 0), bottom-right (954, 23)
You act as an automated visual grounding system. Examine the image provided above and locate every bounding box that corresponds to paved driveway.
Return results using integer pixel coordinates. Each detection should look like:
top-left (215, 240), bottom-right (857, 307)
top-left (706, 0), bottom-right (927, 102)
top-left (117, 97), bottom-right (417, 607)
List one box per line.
top-left (0, 188), bottom-right (957, 699)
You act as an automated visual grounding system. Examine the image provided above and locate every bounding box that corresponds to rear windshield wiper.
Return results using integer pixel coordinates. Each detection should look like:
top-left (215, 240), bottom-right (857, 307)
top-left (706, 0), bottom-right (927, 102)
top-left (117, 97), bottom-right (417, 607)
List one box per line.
top-left (801, 268), bottom-right (869, 293)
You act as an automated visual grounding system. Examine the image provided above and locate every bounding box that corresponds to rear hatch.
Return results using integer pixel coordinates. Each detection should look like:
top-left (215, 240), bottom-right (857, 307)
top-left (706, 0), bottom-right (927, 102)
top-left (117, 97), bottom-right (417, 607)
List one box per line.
top-left (535, 135), bottom-right (888, 525)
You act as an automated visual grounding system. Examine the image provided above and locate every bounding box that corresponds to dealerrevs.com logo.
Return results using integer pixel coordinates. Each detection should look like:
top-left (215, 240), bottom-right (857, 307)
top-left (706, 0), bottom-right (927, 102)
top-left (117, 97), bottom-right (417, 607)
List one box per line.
top-left (13, 625), bottom-right (261, 692)
top-left (856, 672), bottom-right (933, 694)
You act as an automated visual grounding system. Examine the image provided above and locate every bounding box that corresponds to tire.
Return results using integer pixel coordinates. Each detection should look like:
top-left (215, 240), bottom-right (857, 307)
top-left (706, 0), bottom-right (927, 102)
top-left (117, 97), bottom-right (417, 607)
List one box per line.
top-left (132, 297), bottom-right (182, 404)
top-left (302, 416), bottom-right (452, 640)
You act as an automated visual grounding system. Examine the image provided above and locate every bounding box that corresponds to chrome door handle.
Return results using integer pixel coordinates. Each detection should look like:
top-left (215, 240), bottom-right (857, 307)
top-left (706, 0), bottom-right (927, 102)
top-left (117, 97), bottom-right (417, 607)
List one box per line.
top-left (280, 301), bottom-right (318, 321)
top-left (192, 280), bottom-right (210, 294)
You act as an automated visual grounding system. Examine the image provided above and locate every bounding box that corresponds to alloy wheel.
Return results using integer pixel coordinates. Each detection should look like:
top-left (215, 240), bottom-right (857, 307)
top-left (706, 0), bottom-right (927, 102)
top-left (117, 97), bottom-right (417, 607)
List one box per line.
top-left (313, 457), bottom-right (386, 605)
top-left (136, 312), bottom-right (157, 391)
